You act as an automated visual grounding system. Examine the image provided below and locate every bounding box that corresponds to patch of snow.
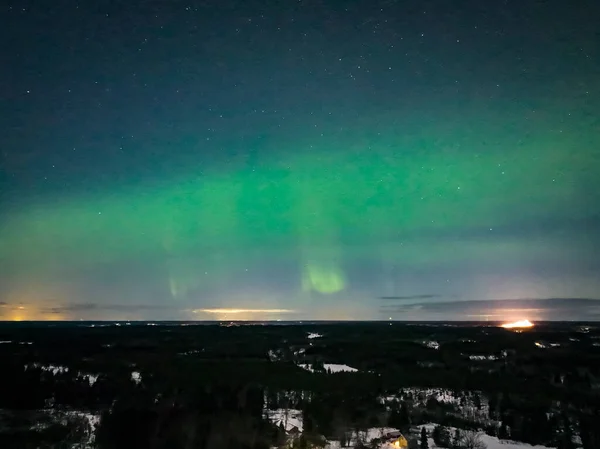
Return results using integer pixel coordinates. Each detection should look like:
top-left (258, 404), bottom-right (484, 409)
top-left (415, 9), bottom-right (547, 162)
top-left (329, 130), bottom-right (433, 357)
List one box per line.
top-left (179, 349), bottom-right (202, 355)
top-left (131, 371), bottom-right (142, 384)
top-left (299, 363), bottom-right (358, 373)
top-left (420, 424), bottom-right (556, 449)
top-left (363, 427), bottom-right (403, 443)
top-left (80, 373), bottom-right (99, 386)
top-left (307, 332), bottom-right (322, 339)
top-left (325, 364), bottom-right (358, 373)
top-left (468, 355), bottom-right (497, 361)
top-left (267, 408), bottom-right (303, 433)
top-left (396, 388), bottom-right (460, 404)
top-left (327, 427), bottom-right (402, 448)
top-left (423, 340), bottom-right (440, 350)
top-left (380, 389), bottom-right (491, 424)
top-left (64, 410), bottom-right (101, 448)
top-left (268, 349), bottom-right (282, 361)
top-left (24, 409), bottom-right (101, 448)
top-left (26, 363), bottom-right (69, 375)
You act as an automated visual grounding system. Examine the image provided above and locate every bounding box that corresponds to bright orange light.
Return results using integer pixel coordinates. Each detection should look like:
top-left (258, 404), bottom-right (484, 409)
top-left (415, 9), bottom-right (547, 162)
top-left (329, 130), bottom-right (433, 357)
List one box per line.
top-left (194, 308), bottom-right (294, 314)
top-left (191, 308), bottom-right (296, 321)
top-left (501, 319), bottom-right (534, 329)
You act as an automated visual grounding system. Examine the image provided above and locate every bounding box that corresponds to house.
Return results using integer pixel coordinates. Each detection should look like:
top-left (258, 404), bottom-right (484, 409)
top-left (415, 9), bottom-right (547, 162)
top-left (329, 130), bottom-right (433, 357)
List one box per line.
top-left (288, 426), bottom-right (301, 437)
top-left (381, 431), bottom-right (408, 448)
top-left (389, 436), bottom-right (408, 448)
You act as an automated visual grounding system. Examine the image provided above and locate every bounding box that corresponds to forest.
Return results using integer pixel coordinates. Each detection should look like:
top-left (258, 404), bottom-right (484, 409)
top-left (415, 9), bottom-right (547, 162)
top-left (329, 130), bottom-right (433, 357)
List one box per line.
top-left (0, 321), bottom-right (599, 448)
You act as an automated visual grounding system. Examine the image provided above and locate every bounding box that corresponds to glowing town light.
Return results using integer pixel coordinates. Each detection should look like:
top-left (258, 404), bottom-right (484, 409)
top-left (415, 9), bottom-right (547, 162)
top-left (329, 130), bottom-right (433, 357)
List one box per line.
top-left (501, 319), bottom-right (534, 329)
top-left (194, 308), bottom-right (295, 314)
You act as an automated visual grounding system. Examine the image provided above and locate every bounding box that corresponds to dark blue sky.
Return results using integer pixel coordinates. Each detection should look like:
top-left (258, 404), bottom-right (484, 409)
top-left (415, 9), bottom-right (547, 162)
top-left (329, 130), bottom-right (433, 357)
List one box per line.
top-left (1, 0), bottom-right (599, 321)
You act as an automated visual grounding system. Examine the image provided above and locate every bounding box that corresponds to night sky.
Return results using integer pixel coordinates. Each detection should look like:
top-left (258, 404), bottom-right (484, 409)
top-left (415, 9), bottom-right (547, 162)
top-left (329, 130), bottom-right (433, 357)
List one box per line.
top-left (1, 0), bottom-right (599, 321)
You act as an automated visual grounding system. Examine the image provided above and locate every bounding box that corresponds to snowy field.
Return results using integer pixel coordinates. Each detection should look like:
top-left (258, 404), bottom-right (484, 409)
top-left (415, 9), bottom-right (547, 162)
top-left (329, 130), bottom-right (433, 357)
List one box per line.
top-left (298, 363), bottom-right (358, 373)
top-left (24, 364), bottom-right (99, 386)
top-left (420, 424), bottom-right (558, 449)
top-left (325, 427), bottom-right (402, 449)
top-left (380, 388), bottom-right (471, 405)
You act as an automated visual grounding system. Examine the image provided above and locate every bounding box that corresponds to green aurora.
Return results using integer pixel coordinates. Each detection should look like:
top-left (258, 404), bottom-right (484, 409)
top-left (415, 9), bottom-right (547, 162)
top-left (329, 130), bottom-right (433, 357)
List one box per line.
top-left (2, 114), bottom-right (599, 316)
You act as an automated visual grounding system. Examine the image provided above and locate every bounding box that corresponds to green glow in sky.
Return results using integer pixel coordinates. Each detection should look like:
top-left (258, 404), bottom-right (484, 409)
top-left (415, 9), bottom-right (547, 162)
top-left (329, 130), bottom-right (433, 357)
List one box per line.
top-left (302, 264), bottom-right (345, 294)
top-left (1, 118), bottom-right (599, 312)
top-left (3, 0), bottom-right (600, 321)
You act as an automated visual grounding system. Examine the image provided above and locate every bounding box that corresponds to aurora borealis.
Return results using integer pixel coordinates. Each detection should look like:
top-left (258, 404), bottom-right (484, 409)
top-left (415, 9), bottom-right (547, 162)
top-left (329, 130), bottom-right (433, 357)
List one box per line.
top-left (1, 0), bottom-right (599, 320)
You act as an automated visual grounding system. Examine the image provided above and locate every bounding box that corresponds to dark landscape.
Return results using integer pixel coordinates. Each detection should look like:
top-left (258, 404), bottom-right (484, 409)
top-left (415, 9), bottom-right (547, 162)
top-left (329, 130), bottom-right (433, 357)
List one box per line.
top-left (1, 321), bottom-right (599, 448)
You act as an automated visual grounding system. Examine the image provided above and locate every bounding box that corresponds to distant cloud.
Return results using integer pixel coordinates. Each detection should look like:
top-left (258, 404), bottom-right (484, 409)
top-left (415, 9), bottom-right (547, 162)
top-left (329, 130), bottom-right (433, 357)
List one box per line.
top-left (378, 294), bottom-right (441, 301)
top-left (381, 297), bottom-right (600, 321)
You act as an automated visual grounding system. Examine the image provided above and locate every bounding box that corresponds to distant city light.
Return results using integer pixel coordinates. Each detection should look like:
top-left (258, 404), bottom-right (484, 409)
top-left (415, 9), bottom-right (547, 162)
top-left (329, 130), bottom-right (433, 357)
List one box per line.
top-left (194, 308), bottom-right (294, 314)
top-left (501, 319), bottom-right (534, 329)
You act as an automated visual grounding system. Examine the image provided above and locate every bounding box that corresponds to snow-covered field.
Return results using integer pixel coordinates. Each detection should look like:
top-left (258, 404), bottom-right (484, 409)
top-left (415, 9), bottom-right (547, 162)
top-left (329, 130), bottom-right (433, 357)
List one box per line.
top-left (380, 388), bottom-right (467, 405)
top-left (24, 363), bottom-right (99, 386)
top-left (468, 355), bottom-right (498, 361)
top-left (26, 363), bottom-right (70, 375)
top-left (423, 340), bottom-right (440, 350)
top-left (325, 427), bottom-right (403, 449)
top-left (378, 388), bottom-right (491, 426)
top-left (420, 424), bottom-right (557, 449)
top-left (299, 363), bottom-right (358, 373)
top-left (0, 408), bottom-right (101, 449)
top-left (64, 410), bottom-right (101, 448)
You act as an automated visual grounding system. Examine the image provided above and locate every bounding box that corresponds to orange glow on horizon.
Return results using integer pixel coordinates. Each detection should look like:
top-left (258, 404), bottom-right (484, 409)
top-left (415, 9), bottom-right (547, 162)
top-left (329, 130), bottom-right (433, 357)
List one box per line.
top-left (0, 305), bottom-right (67, 322)
top-left (194, 308), bottom-right (295, 314)
top-left (191, 308), bottom-right (296, 321)
top-left (501, 319), bottom-right (534, 329)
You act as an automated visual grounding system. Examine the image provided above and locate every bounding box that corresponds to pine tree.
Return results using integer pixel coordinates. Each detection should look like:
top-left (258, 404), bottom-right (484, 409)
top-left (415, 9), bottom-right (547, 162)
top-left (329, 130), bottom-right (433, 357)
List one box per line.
top-left (473, 393), bottom-right (481, 411)
top-left (557, 412), bottom-right (576, 449)
top-left (452, 429), bottom-right (462, 449)
top-left (420, 427), bottom-right (429, 449)
top-left (439, 426), bottom-right (452, 448)
top-left (276, 422), bottom-right (287, 447)
top-left (432, 425), bottom-right (442, 446)
top-left (498, 423), bottom-right (509, 440)
top-left (398, 402), bottom-right (412, 430)
top-left (488, 395), bottom-right (497, 419)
